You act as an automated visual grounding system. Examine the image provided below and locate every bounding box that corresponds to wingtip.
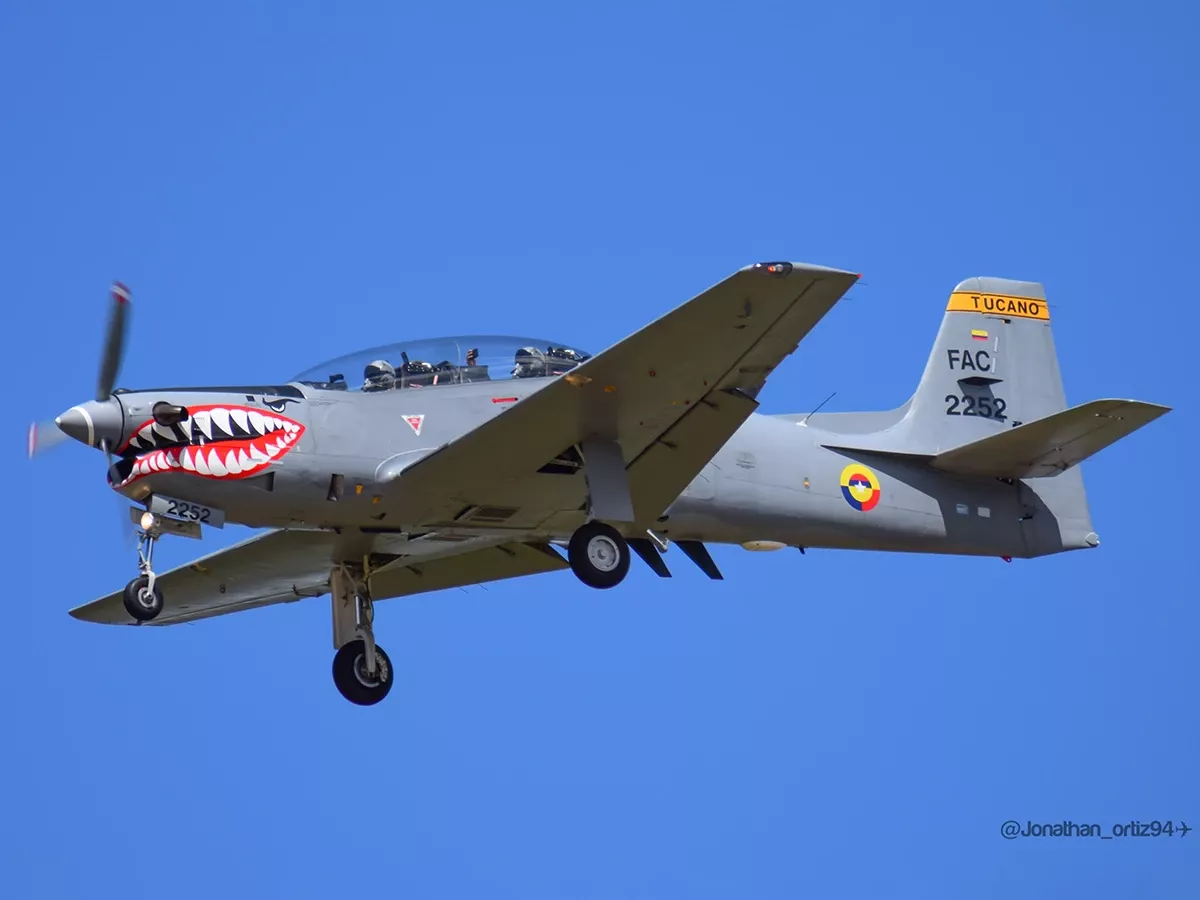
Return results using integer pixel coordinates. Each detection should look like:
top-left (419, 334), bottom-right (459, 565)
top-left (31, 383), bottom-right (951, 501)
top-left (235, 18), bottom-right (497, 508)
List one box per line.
top-left (67, 602), bottom-right (125, 625)
top-left (739, 261), bottom-right (861, 280)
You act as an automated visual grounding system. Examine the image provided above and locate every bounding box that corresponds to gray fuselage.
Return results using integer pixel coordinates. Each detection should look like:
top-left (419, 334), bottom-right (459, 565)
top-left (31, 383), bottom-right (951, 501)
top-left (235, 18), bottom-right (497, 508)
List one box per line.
top-left (108, 377), bottom-right (1092, 561)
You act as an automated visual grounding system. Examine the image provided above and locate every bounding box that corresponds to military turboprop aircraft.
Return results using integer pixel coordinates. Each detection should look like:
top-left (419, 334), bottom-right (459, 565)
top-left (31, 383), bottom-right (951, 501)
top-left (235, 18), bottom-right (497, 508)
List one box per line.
top-left (28, 263), bottom-right (1170, 705)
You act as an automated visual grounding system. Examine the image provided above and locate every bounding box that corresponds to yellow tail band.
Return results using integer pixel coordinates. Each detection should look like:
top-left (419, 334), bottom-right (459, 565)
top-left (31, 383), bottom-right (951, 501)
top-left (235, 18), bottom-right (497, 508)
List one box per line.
top-left (946, 291), bottom-right (1049, 321)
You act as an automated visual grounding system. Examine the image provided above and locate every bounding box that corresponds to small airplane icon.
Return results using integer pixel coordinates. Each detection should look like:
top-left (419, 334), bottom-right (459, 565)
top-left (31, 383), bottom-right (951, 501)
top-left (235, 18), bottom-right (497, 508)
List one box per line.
top-left (28, 264), bottom-right (1170, 705)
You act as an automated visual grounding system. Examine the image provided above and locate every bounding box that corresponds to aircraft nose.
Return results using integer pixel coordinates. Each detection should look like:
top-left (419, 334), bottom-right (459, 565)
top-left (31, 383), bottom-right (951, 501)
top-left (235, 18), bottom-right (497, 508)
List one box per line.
top-left (56, 398), bottom-right (123, 449)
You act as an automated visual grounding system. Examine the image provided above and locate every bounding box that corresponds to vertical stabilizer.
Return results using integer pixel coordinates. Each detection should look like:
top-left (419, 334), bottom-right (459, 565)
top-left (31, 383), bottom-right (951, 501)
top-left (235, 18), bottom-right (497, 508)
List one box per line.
top-left (902, 277), bottom-right (1066, 453)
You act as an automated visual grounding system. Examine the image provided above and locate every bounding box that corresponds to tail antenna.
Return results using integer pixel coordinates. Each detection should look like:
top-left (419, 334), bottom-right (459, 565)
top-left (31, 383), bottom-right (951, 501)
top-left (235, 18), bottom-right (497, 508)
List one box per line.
top-left (802, 391), bottom-right (837, 425)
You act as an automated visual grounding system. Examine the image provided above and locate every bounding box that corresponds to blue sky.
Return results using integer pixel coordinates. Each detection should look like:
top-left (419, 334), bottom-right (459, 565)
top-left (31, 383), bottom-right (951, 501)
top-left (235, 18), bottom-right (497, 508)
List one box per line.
top-left (3, 2), bottom-right (1196, 896)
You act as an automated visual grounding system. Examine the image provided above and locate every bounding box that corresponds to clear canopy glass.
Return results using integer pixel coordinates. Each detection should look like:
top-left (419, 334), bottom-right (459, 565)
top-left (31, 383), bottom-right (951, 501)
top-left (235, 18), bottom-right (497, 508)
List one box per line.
top-left (291, 335), bottom-right (592, 392)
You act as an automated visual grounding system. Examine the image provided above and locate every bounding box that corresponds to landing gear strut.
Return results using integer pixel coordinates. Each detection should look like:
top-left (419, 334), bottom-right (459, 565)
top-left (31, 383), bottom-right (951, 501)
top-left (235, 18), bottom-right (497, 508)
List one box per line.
top-left (567, 521), bottom-right (631, 589)
top-left (330, 566), bottom-right (393, 706)
top-left (122, 527), bottom-right (163, 622)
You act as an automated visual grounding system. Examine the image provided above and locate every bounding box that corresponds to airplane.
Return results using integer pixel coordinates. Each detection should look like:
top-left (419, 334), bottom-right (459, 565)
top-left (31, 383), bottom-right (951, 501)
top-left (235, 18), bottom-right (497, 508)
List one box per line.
top-left (28, 263), bottom-right (1170, 706)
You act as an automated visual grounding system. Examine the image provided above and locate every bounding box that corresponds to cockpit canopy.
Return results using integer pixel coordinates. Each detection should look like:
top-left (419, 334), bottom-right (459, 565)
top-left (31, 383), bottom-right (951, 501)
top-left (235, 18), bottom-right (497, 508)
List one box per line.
top-left (291, 335), bottom-right (592, 392)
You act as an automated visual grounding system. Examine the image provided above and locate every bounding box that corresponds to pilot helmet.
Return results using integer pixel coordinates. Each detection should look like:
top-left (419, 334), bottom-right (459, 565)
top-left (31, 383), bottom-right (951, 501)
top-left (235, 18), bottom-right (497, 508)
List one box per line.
top-left (363, 359), bottom-right (396, 391)
top-left (513, 346), bottom-right (546, 378)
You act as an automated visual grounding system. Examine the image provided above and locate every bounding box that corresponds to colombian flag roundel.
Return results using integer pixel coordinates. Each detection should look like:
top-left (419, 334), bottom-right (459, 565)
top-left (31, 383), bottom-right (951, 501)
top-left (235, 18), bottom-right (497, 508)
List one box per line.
top-left (840, 463), bottom-right (881, 512)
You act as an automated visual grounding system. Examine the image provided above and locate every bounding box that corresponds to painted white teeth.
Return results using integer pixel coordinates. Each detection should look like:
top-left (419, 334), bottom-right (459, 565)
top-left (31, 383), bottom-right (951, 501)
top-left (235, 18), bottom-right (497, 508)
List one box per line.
top-left (204, 448), bottom-right (225, 480)
top-left (207, 448), bottom-right (227, 477)
top-left (193, 410), bottom-right (213, 439)
top-left (118, 410), bottom-right (300, 486)
top-left (211, 408), bottom-right (232, 436)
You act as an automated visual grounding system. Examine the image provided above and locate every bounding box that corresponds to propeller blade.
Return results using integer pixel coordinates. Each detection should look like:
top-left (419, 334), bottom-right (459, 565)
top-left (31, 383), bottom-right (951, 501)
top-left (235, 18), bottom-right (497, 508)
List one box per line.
top-left (95, 281), bottom-right (131, 401)
top-left (117, 495), bottom-right (138, 550)
top-left (100, 438), bottom-right (124, 486)
top-left (27, 419), bottom-right (69, 459)
top-left (99, 438), bottom-right (137, 548)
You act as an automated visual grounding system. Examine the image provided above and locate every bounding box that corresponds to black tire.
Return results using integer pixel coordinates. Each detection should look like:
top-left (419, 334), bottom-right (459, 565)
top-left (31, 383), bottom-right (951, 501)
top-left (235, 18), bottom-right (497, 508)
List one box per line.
top-left (567, 521), bottom-right (630, 589)
top-left (332, 639), bottom-right (394, 706)
top-left (122, 575), bottom-right (163, 622)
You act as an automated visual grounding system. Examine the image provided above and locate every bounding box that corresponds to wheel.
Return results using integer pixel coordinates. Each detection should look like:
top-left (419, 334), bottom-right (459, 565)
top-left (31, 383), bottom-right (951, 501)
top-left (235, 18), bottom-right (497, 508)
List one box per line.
top-left (567, 521), bottom-right (630, 589)
top-left (122, 575), bottom-right (163, 622)
top-left (332, 639), bottom-right (394, 706)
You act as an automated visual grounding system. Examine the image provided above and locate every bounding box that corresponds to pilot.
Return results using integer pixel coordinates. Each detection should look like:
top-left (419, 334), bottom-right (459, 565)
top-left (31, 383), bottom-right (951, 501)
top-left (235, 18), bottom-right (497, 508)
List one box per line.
top-left (362, 359), bottom-right (396, 392)
top-left (401, 359), bottom-right (435, 387)
top-left (545, 346), bottom-right (585, 374)
top-left (513, 346), bottom-right (546, 378)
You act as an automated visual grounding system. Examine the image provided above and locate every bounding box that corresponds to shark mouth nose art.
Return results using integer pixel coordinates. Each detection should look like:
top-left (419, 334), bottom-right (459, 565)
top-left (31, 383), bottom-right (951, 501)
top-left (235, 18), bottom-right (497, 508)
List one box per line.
top-left (112, 404), bottom-right (305, 488)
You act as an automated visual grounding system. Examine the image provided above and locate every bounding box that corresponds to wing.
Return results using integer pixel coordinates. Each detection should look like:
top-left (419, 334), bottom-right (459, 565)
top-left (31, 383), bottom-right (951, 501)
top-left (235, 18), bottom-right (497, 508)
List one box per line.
top-left (70, 529), bottom-right (569, 625)
top-left (384, 261), bottom-right (859, 528)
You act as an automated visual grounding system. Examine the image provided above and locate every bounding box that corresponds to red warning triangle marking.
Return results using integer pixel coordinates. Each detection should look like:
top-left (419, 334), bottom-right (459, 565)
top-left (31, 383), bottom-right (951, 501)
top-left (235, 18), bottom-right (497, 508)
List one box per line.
top-left (403, 414), bottom-right (424, 436)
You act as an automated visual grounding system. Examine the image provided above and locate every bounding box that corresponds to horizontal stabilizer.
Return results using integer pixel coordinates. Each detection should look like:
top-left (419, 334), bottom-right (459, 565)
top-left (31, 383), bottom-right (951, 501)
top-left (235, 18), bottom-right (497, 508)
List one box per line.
top-left (929, 399), bottom-right (1171, 479)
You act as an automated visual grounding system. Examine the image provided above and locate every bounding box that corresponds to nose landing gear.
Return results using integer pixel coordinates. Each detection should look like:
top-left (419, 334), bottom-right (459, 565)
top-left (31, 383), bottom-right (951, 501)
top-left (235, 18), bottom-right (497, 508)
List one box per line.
top-left (122, 525), bottom-right (164, 622)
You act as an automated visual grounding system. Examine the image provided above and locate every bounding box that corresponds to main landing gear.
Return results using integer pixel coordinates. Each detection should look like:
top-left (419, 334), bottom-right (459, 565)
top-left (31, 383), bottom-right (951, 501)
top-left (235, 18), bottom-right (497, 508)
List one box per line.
top-left (123, 524), bottom-right (164, 622)
top-left (566, 439), bottom-right (635, 590)
top-left (567, 520), bottom-right (631, 589)
top-left (330, 565), bottom-right (393, 706)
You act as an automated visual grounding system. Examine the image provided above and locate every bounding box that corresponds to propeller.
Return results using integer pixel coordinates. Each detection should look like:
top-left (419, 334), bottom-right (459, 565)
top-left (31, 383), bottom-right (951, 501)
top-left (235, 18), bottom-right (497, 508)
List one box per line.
top-left (27, 282), bottom-right (136, 547)
top-left (27, 281), bottom-right (131, 462)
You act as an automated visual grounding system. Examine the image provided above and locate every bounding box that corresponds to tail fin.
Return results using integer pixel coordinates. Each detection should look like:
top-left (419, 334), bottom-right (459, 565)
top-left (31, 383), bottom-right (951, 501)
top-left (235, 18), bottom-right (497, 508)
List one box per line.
top-left (903, 277), bottom-right (1064, 453)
